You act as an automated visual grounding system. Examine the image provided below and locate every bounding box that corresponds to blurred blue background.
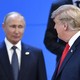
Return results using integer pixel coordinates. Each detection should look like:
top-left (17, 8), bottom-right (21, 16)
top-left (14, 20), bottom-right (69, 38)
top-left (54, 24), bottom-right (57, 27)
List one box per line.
top-left (0, 0), bottom-right (58, 80)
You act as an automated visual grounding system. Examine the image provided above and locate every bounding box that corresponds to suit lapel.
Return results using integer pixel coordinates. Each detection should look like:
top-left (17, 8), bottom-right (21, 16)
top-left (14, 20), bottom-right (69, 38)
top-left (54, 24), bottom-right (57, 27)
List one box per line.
top-left (57, 47), bottom-right (75, 76)
top-left (18, 43), bottom-right (30, 79)
top-left (0, 42), bottom-right (14, 80)
top-left (57, 36), bottom-right (80, 76)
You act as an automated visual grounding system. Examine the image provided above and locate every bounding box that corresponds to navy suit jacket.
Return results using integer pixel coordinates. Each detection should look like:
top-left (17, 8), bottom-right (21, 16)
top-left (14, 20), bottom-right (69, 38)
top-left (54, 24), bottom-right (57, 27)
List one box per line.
top-left (44, 0), bottom-right (73, 62)
top-left (0, 42), bottom-right (47, 80)
top-left (52, 36), bottom-right (80, 80)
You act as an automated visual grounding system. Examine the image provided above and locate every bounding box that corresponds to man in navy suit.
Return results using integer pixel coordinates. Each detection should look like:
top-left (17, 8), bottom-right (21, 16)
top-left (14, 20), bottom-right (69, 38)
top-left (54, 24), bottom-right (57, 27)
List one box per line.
top-left (51, 4), bottom-right (80, 80)
top-left (0, 12), bottom-right (47, 80)
top-left (44, 0), bottom-right (79, 62)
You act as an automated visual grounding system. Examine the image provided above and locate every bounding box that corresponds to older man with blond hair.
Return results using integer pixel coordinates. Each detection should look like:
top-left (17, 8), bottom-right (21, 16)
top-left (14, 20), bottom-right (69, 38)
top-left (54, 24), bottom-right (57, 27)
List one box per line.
top-left (51, 5), bottom-right (80, 80)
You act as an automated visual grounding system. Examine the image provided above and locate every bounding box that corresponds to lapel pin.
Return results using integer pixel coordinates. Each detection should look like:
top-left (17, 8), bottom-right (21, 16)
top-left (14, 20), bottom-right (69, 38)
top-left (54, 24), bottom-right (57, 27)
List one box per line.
top-left (70, 49), bottom-right (73, 53)
top-left (25, 52), bottom-right (30, 55)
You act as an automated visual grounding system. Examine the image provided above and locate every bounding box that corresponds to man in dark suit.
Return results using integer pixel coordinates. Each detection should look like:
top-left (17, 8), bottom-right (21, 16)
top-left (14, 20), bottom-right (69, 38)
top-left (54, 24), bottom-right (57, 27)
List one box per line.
top-left (44, 0), bottom-right (77, 62)
top-left (0, 12), bottom-right (47, 80)
top-left (51, 4), bottom-right (80, 80)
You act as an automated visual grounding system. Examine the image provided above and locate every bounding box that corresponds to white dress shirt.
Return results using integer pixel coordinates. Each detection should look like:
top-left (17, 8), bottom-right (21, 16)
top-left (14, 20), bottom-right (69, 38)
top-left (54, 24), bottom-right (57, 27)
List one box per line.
top-left (68, 31), bottom-right (80, 48)
top-left (5, 38), bottom-right (21, 68)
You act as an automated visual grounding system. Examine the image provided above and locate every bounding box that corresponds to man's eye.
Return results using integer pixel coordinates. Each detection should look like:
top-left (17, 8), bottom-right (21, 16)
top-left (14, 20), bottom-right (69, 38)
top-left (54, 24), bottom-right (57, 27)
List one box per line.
top-left (18, 25), bottom-right (24, 28)
top-left (10, 25), bottom-right (16, 28)
top-left (9, 25), bottom-right (24, 28)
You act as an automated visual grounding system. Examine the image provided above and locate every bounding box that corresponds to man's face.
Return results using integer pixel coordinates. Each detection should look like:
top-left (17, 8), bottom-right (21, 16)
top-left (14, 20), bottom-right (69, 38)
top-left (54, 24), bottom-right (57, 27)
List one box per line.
top-left (54, 16), bottom-right (65, 40)
top-left (3, 15), bottom-right (25, 44)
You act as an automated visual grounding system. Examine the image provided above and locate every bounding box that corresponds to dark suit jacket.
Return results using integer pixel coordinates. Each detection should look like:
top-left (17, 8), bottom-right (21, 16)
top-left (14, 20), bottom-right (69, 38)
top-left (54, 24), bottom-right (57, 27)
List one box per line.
top-left (52, 36), bottom-right (80, 80)
top-left (0, 42), bottom-right (47, 80)
top-left (44, 0), bottom-right (73, 62)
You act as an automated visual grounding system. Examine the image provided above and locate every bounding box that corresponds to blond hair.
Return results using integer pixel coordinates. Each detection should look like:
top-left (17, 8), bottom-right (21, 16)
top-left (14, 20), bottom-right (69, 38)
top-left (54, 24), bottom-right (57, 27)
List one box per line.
top-left (51, 5), bottom-right (80, 30)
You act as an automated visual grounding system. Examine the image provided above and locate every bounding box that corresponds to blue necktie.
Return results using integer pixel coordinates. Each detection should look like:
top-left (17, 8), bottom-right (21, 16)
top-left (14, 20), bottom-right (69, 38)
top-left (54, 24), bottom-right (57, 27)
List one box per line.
top-left (11, 46), bottom-right (19, 80)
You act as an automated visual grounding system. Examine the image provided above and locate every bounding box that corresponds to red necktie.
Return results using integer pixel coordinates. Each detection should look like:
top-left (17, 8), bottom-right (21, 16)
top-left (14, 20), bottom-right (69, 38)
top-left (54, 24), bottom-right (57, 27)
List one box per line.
top-left (58, 44), bottom-right (70, 71)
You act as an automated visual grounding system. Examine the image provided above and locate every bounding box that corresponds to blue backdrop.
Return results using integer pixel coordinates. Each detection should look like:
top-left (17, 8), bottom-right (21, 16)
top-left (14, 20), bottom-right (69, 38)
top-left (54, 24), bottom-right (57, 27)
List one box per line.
top-left (0, 0), bottom-right (58, 80)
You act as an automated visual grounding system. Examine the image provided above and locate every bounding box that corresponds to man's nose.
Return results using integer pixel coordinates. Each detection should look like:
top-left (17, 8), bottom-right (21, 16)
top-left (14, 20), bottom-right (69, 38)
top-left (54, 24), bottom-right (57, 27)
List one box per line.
top-left (15, 27), bottom-right (19, 33)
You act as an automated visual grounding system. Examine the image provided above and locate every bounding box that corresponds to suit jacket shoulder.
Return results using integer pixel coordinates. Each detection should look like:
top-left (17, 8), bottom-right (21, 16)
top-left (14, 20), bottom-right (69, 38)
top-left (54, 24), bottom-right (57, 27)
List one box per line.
top-left (52, 36), bottom-right (80, 80)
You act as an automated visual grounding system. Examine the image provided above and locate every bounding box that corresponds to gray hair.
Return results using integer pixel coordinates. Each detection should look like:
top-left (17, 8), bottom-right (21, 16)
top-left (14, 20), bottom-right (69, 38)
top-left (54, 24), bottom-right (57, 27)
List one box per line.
top-left (51, 5), bottom-right (80, 30)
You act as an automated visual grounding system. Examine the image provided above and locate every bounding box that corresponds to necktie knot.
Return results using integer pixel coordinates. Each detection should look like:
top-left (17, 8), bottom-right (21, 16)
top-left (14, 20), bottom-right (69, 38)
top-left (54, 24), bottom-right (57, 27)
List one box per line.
top-left (64, 44), bottom-right (70, 51)
top-left (12, 46), bottom-right (17, 51)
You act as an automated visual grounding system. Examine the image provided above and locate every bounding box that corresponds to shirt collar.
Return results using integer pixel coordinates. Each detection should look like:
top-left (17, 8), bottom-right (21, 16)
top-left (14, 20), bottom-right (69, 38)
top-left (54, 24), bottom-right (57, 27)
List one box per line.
top-left (5, 37), bottom-right (21, 51)
top-left (68, 31), bottom-right (80, 47)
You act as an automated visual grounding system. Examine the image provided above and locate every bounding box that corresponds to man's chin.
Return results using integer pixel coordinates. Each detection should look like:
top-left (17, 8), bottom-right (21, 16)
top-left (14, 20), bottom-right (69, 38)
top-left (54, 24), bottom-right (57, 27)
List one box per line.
top-left (11, 40), bottom-right (19, 45)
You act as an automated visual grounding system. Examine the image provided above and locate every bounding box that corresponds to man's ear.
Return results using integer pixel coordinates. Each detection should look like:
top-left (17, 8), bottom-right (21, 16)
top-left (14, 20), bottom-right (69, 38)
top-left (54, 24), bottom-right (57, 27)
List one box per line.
top-left (2, 23), bottom-right (4, 28)
top-left (63, 22), bottom-right (68, 30)
top-left (2, 23), bottom-right (6, 31)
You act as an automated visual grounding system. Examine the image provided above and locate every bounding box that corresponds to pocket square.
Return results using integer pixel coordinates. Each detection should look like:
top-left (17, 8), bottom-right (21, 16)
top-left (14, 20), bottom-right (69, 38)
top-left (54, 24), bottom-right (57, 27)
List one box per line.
top-left (25, 52), bottom-right (30, 55)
